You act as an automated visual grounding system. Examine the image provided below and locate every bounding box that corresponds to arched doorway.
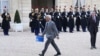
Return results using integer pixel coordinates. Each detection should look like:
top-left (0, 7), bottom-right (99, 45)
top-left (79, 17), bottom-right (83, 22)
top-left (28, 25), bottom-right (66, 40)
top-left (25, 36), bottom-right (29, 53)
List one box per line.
top-left (31, 0), bottom-right (55, 9)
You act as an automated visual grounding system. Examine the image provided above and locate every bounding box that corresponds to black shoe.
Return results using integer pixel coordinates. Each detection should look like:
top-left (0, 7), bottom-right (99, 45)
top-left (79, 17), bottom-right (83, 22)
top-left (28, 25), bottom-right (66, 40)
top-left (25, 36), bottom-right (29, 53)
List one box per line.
top-left (54, 53), bottom-right (61, 56)
top-left (94, 47), bottom-right (97, 49)
top-left (90, 46), bottom-right (94, 49)
top-left (90, 46), bottom-right (97, 49)
top-left (39, 54), bottom-right (44, 56)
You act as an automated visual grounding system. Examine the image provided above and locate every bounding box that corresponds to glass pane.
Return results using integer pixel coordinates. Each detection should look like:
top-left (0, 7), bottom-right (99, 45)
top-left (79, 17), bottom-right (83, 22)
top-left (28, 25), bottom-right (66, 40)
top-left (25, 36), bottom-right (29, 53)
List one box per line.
top-left (1, 1), bottom-right (9, 13)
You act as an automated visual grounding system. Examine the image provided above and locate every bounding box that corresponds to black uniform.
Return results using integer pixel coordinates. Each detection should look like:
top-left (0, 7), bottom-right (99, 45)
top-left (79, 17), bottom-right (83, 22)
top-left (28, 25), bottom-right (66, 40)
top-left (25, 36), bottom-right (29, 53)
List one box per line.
top-left (29, 12), bottom-right (34, 33)
top-left (74, 11), bottom-right (81, 31)
top-left (49, 12), bottom-right (55, 21)
top-left (40, 12), bottom-right (46, 32)
top-left (81, 11), bottom-right (87, 32)
top-left (33, 13), bottom-right (40, 35)
top-left (61, 11), bottom-right (68, 32)
top-left (1, 12), bottom-right (11, 35)
top-left (67, 11), bottom-right (74, 33)
top-left (54, 11), bottom-right (62, 32)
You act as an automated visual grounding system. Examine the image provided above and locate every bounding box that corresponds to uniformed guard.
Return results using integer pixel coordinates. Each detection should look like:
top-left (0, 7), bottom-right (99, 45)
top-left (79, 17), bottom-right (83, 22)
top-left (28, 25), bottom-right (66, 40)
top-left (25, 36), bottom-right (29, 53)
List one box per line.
top-left (61, 8), bottom-right (68, 32)
top-left (29, 9), bottom-right (34, 33)
top-left (67, 7), bottom-right (74, 33)
top-left (49, 8), bottom-right (55, 21)
top-left (74, 7), bottom-right (81, 31)
top-left (80, 7), bottom-right (87, 32)
top-left (54, 8), bottom-right (62, 32)
top-left (33, 8), bottom-right (40, 35)
top-left (39, 8), bottom-right (46, 32)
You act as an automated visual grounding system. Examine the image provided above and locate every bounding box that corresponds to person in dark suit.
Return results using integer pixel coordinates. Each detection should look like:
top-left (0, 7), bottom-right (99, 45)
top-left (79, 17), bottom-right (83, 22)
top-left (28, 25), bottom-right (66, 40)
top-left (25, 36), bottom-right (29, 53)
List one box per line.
top-left (67, 8), bottom-right (74, 33)
top-left (39, 15), bottom-right (61, 56)
top-left (61, 8), bottom-right (68, 32)
top-left (81, 8), bottom-right (87, 32)
top-left (49, 8), bottom-right (55, 21)
top-left (29, 9), bottom-right (34, 33)
top-left (39, 8), bottom-right (46, 32)
top-left (54, 8), bottom-right (62, 32)
top-left (74, 7), bottom-right (81, 31)
top-left (1, 10), bottom-right (11, 36)
top-left (33, 8), bottom-right (40, 35)
top-left (88, 11), bottom-right (99, 49)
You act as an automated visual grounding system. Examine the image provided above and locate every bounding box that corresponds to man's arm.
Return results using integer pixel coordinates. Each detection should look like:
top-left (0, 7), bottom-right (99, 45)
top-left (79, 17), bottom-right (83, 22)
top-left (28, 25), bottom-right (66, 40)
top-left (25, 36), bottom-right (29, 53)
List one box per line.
top-left (52, 22), bottom-right (59, 37)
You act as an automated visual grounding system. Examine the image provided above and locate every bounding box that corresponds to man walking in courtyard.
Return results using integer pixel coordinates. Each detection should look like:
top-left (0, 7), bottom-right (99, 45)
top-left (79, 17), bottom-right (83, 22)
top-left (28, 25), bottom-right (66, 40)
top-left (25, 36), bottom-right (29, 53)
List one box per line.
top-left (39, 15), bottom-right (61, 56)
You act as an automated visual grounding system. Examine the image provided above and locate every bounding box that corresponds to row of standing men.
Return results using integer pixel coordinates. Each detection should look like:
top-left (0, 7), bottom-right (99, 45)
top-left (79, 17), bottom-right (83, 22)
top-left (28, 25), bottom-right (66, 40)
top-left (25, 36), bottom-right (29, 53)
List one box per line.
top-left (29, 7), bottom-right (100, 35)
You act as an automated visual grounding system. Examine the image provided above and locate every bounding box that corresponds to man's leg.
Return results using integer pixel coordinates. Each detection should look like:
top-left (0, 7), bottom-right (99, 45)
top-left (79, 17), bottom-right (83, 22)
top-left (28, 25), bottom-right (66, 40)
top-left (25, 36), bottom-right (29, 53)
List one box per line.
top-left (90, 32), bottom-right (95, 48)
top-left (40, 39), bottom-right (52, 56)
top-left (51, 39), bottom-right (61, 55)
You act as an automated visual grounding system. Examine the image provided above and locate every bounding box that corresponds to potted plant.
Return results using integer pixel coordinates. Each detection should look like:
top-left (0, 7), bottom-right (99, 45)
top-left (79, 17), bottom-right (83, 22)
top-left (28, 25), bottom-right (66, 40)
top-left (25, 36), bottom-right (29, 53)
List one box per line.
top-left (14, 10), bottom-right (23, 32)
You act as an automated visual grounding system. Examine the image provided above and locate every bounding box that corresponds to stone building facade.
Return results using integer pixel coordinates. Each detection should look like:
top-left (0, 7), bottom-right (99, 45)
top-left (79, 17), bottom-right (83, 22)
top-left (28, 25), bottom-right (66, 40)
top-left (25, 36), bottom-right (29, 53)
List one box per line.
top-left (0, 0), bottom-right (100, 28)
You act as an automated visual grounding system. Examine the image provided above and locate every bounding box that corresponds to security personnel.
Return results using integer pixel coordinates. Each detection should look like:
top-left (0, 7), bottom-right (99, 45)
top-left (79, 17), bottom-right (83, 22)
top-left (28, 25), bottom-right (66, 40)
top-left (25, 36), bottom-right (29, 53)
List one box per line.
top-left (67, 8), bottom-right (74, 33)
top-left (61, 8), bottom-right (68, 32)
top-left (81, 7), bottom-right (87, 32)
top-left (39, 8), bottom-right (46, 32)
top-left (1, 10), bottom-right (11, 36)
top-left (33, 8), bottom-right (40, 35)
top-left (29, 9), bottom-right (34, 33)
top-left (74, 7), bottom-right (81, 31)
top-left (49, 8), bottom-right (55, 21)
top-left (54, 8), bottom-right (62, 32)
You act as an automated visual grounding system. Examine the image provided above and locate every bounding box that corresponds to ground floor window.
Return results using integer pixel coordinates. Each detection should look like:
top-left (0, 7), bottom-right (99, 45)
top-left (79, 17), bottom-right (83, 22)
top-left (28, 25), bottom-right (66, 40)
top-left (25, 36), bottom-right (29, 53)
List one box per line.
top-left (73, 0), bottom-right (85, 7)
top-left (0, 0), bottom-right (9, 14)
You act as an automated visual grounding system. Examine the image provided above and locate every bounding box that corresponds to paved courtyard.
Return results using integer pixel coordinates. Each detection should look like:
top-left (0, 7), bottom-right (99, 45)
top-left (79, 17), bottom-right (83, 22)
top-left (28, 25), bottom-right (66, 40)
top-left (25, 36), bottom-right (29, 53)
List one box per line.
top-left (0, 29), bottom-right (100, 56)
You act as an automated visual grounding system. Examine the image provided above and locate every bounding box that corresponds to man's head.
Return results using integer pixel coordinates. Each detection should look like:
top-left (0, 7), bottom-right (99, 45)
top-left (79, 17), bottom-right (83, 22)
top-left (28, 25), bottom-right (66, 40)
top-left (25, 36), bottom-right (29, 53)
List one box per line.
top-left (45, 15), bottom-right (51, 22)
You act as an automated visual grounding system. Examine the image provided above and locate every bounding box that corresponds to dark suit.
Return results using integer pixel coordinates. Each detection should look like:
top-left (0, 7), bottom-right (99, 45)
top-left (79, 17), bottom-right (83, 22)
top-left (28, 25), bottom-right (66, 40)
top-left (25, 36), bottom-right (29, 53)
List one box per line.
top-left (88, 15), bottom-right (99, 47)
top-left (67, 11), bottom-right (74, 33)
top-left (29, 12), bottom-right (34, 33)
top-left (33, 13), bottom-right (40, 35)
top-left (40, 12), bottom-right (46, 32)
top-left (54, 12), bottom-right (62, 32)
top-left (61, 12), bottom-right (68, 32)
top-left (74, 11), bottom-right (81, 31)
top-left (41, 21), bottom-right (61, 56)
top-left (81, 11), bottom-right (87, 32)
top-left (1, 13), bottom-right (11, 35)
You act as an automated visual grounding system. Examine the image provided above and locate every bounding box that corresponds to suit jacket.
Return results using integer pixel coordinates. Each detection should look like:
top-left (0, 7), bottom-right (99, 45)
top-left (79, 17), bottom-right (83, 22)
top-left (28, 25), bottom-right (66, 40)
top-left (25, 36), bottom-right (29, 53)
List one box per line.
top-left (88, 16), bottom-right (99, 33)
top-left (1, 13), bottom-right (11, 29)
top-left (42, 21), bottom-right (59, 39)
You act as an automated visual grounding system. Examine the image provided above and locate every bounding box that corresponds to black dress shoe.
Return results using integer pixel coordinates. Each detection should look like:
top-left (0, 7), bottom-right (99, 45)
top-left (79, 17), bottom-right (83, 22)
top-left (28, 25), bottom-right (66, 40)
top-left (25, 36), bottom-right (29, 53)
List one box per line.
top-left (54, 53), bottom-right (61, 56)
top-left (39, 54), bottom-right (44, 56)
top-left (90, 46), bottom-right (97, 49)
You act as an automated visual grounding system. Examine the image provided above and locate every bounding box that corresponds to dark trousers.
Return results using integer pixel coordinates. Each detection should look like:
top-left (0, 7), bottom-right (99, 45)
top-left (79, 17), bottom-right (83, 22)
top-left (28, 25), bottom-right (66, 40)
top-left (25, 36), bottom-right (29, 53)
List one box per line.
top-left (3, 29), bottom-right (9, 35)
top-left (90, 32), bottom-right (97, 47)
top-left (34, 28), bottom-right (39, 36)
top-left (31, 27), bottom-right (34, 33)
top-left (62, 25), bottom-right (67, 32)
top-left (76, 25), bottom-right (80, 31)
top-left (42, 38), bottom-right (60, 55)
top-left (69, 27), bottom-right (74, 33)
top-left (82, 26), bottom-right (87, 32)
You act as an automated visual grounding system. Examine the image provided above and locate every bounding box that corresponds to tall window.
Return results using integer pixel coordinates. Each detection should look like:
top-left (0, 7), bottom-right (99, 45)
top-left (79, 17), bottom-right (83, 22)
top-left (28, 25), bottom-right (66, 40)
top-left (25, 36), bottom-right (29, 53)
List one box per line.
top-left (0, 0), bottom-right (9, 14)
top-left (73, 0), bottom-right (85, 7)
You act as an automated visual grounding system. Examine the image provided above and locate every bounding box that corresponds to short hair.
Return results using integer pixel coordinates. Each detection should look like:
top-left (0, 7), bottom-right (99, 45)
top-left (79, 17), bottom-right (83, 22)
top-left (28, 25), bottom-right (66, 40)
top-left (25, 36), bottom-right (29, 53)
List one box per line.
top-left (45, 15), bottom-right (51, 19)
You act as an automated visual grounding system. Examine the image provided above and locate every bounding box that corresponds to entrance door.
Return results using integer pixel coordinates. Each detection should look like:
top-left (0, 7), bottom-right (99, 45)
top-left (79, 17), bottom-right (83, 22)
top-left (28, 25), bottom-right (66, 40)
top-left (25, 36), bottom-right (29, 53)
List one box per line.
top-left (31, 0), bottom-right (55, 9)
